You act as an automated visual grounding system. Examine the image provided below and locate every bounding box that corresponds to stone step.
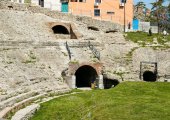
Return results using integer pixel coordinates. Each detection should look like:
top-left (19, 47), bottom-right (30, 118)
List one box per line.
top-left (11, 104), bottom-right (40, 120)
top-left (0, 41), bottom-right (61, 48)
top-left (0, 91), bottom-right (38, 111)
top-left (0, 89), bottom-right (30, 102)
top-left (0, 88), bottom-right (70, 119)
top-left (0, 93), bottom-right (45, 119)
top-left (10, 89), bottom-right (72, 120)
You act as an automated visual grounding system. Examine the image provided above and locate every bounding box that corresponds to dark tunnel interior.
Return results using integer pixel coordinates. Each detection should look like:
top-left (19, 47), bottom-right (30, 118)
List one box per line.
top-left (143, 71), bottom-right (157, 82)
top-left (52, 25), bottom-right (69, 34)
top-left (103, 78), bottom-right (119, 89)
top-left (75, 65), bottom-right (97, 88)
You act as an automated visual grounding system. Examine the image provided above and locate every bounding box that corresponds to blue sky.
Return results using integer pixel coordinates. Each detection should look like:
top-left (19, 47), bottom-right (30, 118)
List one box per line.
top-left (134, 0), bottom-right (170, 9)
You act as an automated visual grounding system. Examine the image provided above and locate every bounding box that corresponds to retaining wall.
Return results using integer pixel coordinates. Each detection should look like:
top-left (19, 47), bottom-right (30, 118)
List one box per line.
top-left (0, 0), bottom-right (123, 32)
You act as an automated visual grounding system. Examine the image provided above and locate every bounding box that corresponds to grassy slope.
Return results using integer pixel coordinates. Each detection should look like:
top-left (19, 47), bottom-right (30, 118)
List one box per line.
top-left (125, 32), bottom-right (170, 48)
top-left (31, 82), bottom-right (170, 120)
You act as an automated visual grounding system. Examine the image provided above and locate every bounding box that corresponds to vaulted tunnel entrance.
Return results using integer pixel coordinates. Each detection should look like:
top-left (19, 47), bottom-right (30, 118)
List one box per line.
top-left (52, 25), bottom-right (69, 34)
top-left (103, 78), bottom-right (119, 89)
top-left (143, 71), bottom-right (157, 82)
top-left (75, 65), bottom-right (98, 88)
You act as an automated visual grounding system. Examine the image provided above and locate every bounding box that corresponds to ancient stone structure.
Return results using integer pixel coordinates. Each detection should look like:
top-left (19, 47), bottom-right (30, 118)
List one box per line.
top-left (48, 22), bottom-right (82, 39)
top-left (66, 62), bottom-right (103, 89)
top-left (0, 1), bottom-right (170, 119)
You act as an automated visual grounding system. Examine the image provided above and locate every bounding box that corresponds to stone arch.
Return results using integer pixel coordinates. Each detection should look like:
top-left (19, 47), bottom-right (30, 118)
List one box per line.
top-left (48, 22), bottom-right (82, 39)
top-left (143, 71), bottom-right (156, 82)
top-left (75, 65), bottom-right (98, 87)
top-left (51, 23), bottom-right (70, 33)
top-left (52, 25), bottom-right (69, 34)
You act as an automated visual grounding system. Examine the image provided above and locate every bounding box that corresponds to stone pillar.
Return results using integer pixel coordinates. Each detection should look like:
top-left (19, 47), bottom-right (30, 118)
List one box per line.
top-left (71, 75), bottom-right (76, 89)
top-left (66, 75), bottom-right (76, 89)
top-left (98, 75), bottom-right (104, 89)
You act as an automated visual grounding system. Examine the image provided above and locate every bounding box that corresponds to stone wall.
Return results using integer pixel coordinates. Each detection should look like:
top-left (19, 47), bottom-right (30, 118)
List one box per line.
top-left (132, 48), bottom-right (170, 81)
top-left (0, 1), bottom-right (123, 32)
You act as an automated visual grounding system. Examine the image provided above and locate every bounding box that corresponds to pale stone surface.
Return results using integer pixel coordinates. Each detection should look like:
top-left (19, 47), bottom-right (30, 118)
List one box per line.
top-left (133, 48), bottom-right (170, 76)
top-left (11, 104), bottom-right (40, 120)
top-left (0, 1), bottom-right (169, 118)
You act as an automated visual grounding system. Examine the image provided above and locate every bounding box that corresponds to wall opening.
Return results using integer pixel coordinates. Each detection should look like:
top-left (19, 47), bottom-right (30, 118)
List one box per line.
top-left (39, 0), bottom-right (44, 7)
top-left (75, 65), bottom-right (97, 88)
top-left (103, 78), bottom-right (119, 89)
top-left (87, 26), bottom-right (99, 31)
top-left (143, 71), bottom-right (156, 82)
top-left (52, 25), bottom-right (69, 34)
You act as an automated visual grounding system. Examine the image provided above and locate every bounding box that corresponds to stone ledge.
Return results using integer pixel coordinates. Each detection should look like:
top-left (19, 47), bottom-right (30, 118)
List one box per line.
top-left (0, 91), bottom-right (37, 111)
top-left (0, 88), bottom-right (70, 119)
top-left (11, 104), bottom-right (40, 120)
top-left (0, 93), bottom-right (45, 119)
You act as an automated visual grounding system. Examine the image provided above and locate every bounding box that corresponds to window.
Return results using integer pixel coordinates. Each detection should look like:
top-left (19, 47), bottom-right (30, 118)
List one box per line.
top-left (95, 0), bottom-right (101, 3)
top-left (121, 0), bottom-right (126, 3)
top-left (70, 0), bottom-right (77, 2)
top-left (94, 9), bottom-right (100, 16)
top-left (107, 11), bottom-right (114, 15)
top-left (79, 0), bottom-right (86, 2)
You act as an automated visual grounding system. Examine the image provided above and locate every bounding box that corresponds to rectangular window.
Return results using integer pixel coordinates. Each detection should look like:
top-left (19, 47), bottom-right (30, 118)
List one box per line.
top-left (121, 0), bottom-right (126, 3)
top-left (107, 11), bottom-right (114, 15)
top-left (94, 9), bottom-right (100, 16)
top-left (70, 0), bottom-right (77, 2)
top-left (79, 0), bottom-right (86, 2)
top-left (95, 0), bottom-right (101, 3)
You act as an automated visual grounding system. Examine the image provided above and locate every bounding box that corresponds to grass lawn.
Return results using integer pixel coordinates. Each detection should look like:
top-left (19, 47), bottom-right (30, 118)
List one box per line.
top-left (125, 32), bottom-right (170, 48)
top-left (31, 82), bottom-right (170, 120)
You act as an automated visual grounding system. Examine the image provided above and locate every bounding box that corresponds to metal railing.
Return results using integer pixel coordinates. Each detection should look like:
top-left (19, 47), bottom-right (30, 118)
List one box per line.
top-left (88, 41), bottom-right (100, 60)
top-left (65, 41), bottom-right (71, 60)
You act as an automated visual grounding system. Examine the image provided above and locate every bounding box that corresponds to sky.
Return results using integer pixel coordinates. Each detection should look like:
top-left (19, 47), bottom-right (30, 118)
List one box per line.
top-left (134, 0), bottom-right (170, 9)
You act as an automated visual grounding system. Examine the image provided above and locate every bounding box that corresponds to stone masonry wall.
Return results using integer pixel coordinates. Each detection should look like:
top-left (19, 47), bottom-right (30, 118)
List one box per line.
top-left (0, 1), bottom-right (123, 32)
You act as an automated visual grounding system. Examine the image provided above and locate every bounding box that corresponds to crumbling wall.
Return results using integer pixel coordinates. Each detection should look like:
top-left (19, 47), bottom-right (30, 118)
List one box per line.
top-left (0, 1), bottom-right (123, 32)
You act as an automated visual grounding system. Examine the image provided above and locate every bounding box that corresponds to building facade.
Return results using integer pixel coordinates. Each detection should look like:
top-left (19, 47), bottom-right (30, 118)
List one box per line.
top-left (31, 0), bottom-right (61, 11)
top-left (11, 0), bottom-right (62, 11)
top-left (69, 0), bottom-right (133, 25)
top-left (11, 0), bottom-right (133, 25)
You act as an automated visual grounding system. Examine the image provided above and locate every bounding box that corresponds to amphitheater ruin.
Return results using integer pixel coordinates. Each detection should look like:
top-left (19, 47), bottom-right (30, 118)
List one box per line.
top-left (0, 0), bottom-right (169, 119)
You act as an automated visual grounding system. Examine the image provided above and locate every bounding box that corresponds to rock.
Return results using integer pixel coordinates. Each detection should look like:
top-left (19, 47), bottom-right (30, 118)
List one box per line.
top-left (11, 104), bottom-right (40, 120)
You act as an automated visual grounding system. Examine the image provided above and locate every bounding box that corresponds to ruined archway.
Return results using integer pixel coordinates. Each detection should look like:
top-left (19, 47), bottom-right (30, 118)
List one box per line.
top-left (52, 25), bottom-right (69, 34)
top-left (103, 78), bottom-right (119, 89)
top-left (75, 65), bottom-right (98, 88)
top-left (143, 71), bottom-right (156, 82)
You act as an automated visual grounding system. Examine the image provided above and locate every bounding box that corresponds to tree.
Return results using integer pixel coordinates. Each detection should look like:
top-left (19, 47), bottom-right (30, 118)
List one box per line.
top-left (151, 0), bottom-right (165, 33)
top-left (168, 3), bottom-right (170, 13)
top-left (136, 1), bottom-right (146, 11)
top-left (134, 1), bottom-right (146, 20)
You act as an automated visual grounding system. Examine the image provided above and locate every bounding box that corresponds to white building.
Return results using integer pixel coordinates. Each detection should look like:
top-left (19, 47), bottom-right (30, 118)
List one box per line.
top-left (31, 0), bottom-right (61, 11)
top-left (11, 0), bottom-right (62, 11)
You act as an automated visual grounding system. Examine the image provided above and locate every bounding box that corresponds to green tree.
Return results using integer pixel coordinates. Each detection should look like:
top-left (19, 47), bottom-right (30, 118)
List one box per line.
top-left (136, 1), bottom-right (146, 11)
top-left (151, 0), bottom-right (166, 33)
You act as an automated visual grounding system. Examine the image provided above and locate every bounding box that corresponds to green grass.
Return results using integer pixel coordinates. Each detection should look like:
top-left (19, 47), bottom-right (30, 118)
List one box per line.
top-left (125, 32), bottom-right (170, 48)
top-left (31, 82), bottom-right (170, 120)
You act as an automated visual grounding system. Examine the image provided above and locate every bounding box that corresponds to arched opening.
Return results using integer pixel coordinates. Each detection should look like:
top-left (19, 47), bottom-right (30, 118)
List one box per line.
top-left (103, 78), bottom-right (119, 89)
top-left (75, 65), bottom-right (98, 88)
top-left (143, 71), bottom-right (156, 82)
top-left (52, 25), bottom-right (69, 34)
